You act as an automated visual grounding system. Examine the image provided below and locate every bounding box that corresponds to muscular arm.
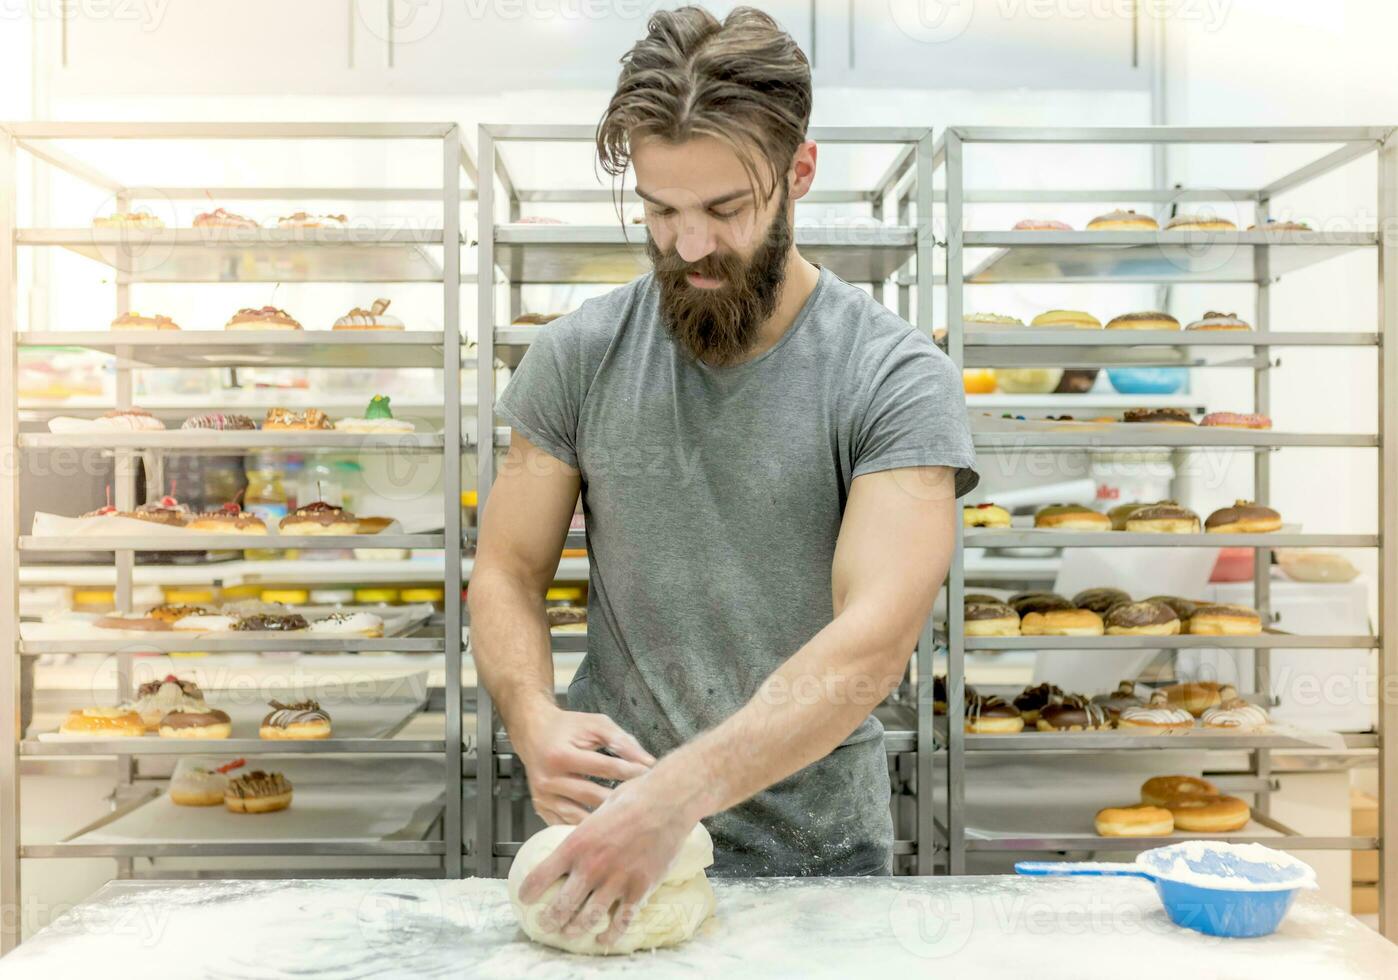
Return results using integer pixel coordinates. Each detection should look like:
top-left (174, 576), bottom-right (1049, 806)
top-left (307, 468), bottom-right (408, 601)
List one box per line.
top-left (523, 465), bottom-right (958, 940)
top-left (469, 431), bottom-right (654, 825)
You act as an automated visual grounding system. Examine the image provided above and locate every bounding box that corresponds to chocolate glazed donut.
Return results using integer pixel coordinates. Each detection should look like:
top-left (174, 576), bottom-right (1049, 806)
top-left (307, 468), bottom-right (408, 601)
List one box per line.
top-left (1104, 600), bottom-right (1180, 636)
top-left (1036, 694), bottom-right (1110, 731)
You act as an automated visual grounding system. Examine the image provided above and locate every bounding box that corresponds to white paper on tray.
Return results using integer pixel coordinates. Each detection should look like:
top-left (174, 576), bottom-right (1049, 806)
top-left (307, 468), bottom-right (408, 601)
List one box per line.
top-left (76, 758), bottom-right (445, 845)
top-left (31, 511), bottom-right (404, 539)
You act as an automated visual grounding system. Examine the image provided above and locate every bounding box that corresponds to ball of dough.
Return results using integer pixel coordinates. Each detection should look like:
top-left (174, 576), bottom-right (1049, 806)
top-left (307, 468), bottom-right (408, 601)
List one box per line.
top-left (507, 821), bottom-right (716, 955)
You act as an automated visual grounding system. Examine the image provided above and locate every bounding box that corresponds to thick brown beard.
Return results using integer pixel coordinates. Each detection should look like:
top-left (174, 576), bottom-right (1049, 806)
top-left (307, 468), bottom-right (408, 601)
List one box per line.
top-left (647, 188), bottom-right (792, 366)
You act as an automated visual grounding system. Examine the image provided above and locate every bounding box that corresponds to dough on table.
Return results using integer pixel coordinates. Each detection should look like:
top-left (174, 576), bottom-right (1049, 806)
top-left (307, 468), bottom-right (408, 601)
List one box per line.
top-left (507, 821), bottom-right (716, 955)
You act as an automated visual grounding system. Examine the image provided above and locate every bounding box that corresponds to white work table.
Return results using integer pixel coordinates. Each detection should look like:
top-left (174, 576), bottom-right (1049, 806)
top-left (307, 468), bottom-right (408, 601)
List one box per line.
top-left (3, 875), bottom-right (1395, 978)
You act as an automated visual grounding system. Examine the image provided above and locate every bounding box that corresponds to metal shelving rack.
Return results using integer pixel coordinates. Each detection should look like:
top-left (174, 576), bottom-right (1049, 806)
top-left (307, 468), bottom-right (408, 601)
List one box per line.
top-left (472, 123), bottom-right (937, 876)
top-left (0, 121), bottom-right (470, 954)
top-left (936, 126), bottom-right (1397, 937)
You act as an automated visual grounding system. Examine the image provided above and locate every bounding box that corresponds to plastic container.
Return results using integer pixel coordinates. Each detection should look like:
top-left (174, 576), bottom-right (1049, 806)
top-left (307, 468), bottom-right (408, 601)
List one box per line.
top-left (164, 587), bottom-right (217, 607)
top-left (996, 368), bottom-right (1063, 394)
top-left (72, 589), bottom-right (115, 614)
top-left (310, 588), bottom-right (356, 606)
top-left (1106, 367), bottom-right (1188, 394)
top-left (261, 589), bottom-right (309, 606)
top-left (245, 465), bottom-right (292, 561)
top-left (401, 587), bottom-right (445, 610)
top-left (354, 588), bottom-right (400, 606)
top-left (1089, 450), bottom-right (1175, 510)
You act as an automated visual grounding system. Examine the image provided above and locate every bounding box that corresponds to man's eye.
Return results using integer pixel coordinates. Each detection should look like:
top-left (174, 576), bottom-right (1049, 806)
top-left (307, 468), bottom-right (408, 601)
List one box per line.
top-left (649, 207), bottom-right (676, 217)
top-left (711, 208), bottom-right (743, 220)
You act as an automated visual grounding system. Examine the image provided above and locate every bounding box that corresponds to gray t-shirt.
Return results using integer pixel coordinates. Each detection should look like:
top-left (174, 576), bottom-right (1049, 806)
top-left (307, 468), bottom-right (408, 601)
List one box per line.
top-left (497, 265), bottom-right (977, 876)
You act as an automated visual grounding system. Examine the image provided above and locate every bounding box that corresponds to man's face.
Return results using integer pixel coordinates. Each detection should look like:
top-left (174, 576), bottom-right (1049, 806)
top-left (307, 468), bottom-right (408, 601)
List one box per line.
top-left (633, 135), bottom-right (793, 366)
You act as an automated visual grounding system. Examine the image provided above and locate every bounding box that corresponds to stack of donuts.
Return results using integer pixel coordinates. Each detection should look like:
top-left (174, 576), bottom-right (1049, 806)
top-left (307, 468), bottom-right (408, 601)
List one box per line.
top-left (1095, 774), bottom-right (1252, 837)
top-left (961, 587), bottom-right (1262, 638)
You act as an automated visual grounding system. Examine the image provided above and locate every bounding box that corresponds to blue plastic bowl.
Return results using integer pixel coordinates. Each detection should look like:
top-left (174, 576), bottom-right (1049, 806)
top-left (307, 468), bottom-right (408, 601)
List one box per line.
top-left (1016, 842), bottom-right (1317, 939)
top-left (1150, 875), bottom-right (1299, 938)
top-left (1106, 367), bottom-right (1188, 394)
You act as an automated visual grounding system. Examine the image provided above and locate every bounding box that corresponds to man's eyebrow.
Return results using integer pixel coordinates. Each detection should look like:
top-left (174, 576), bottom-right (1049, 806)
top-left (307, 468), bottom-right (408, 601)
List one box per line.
top-left (634, 187), bottom-right (753, 208)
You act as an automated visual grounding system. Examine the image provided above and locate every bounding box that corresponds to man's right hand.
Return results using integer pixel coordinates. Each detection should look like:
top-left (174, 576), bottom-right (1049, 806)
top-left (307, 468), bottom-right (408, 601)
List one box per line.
top-left (511, 704), bottom-right (657, 825)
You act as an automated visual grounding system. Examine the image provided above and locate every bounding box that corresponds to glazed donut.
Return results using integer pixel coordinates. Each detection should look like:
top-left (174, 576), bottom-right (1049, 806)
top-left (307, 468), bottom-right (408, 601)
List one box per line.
top-left (1166, 214), bottom-right (1236, 231)
top-left (1186, 311), bottom-right (1251, 331)
top-left (1124, 502), bottom-right (1200, 534)
top-left (1013, 219), bottom-right (1072, 231)
top-left (1105, 311), bottom-right (1180, 331)
top-left (1096, 805), bottom-right (1175, 837)
top-left (1021, 608), bottom-right (1105, 637)
top-left (965, 696), bottom-right (1025, 734)
top-left (1034, 504), bottom-right (1111, 531)
top-left (1071, 587), bottom-right (1131, 616)
top-left (1123, 407), bottom-right (1195, 426)
top-left (158, 708), bottom-right (232, 739)
top-left (1108, 502), bottom-right (1146, 530)
top-left (1163, 681), bottom-right (1226, 717)
top-left (1166, 795), bottom-right (1250, 833)
top-left (1104, 601), bottom-right (1181, 636)
top-left (1141, 775), bottom-right (1220, 807)
top-left (1145, 595), bottom-right (1200, 624)
top-left (60, 707), bottom-right (145, 737)
top-left (1201, 692), bottom-right (1270, 731)
top-left (1088, 209), bottom-right (1158, 230)
top-left (1031, 309), bottom-right (1102, 330)
top-left (224, 770), bottom-right (293, 814)
top-left (1012, 682), bottom-right (1064, 725)
top-left (1091, 680), bottom-right (1144, 720)
top-left (1188, 603), bottom-right (1262, 636)
top-left (1007, 592), bottom-right (1074, 616)
top-left (1036, 695), bottom-right (1110, 731)
top-left (1118, 692), bottom-right (1195, 732)
top-left (1200, 412), bottom-right (1272, 430)
top-left (259, 699), bottom-right (332, 740)
top-left (1205, 500), bottom-right (1282, 534)
top-left (963, 601), bottom-right (1020, 637)
top-left (963, 503), bottom-right (1011, 528)
top-left (964, 312), bottom-right (1025, 329)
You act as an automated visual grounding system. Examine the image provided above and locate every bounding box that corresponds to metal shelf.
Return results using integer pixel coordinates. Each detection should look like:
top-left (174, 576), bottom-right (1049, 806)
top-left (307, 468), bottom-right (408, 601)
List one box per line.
top-left (20, 637), bottom-right (444, 654)
top-left (958, 731), bottom-right (1379, 751)
top-left (965, 832), bottom-right (1376, 852)
top-left (18, 534), bottom-right (442, 552)
top-left (492, 223), bottom-right (916, 284)
top-left (971, 427), bottom-right (1376, 449)
top-left (17, 331), bottom-right (449, 369)
top-left (964, 634), bottom-right (1378, 651)
top-left (958, 330), bottom-right (1380, 368)
top-left (963, 230), bottom-right (1376, 284)
top-left (962, 529), bottom-right (1375, 548)
top-left (21, 431), bottom-right (445, 453)
top-left (15, 228), bottom-right (463, 283)
top-left (21, 738), bottom-right (445, 756)
top-left (20, 841), bottom-right (445, 858)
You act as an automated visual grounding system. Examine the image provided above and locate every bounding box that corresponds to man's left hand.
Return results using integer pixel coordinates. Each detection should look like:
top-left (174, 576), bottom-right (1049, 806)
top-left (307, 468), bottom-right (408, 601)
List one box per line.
top-left (518, 770), bottom-right (701, 947)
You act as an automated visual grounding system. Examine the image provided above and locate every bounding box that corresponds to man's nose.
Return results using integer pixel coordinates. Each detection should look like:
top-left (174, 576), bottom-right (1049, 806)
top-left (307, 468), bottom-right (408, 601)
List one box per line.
top-left (674, 214), bottom-right (716, 264)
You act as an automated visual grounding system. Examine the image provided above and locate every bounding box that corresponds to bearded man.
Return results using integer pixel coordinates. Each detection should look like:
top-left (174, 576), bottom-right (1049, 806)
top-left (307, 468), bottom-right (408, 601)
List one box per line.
top-left (469, 4), bottom-right (977, 947)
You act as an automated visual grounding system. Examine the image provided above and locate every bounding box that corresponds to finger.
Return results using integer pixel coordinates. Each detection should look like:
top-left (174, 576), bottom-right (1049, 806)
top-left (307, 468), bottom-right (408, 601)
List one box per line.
top-left (540, 859), bottom-right (595, 934)
top-left (557, 749), bottom-right (649, 784)
top-left (543, 776), bottom-right (610, 810)
top-left (599, 896), bottom-right (642, 948)
top-left (564, 882), bottom-right (620, 938)
top-left (587, 717), bottom-right (656, 766)
top-left (519, 844), bottom-right (573, 905)
top-left (533, 797), bottom-right (590, 826)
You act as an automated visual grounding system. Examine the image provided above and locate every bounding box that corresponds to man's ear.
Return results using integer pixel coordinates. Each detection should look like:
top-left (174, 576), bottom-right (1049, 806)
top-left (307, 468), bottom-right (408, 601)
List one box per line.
top-left (790, 140), bottom-right (818, 201)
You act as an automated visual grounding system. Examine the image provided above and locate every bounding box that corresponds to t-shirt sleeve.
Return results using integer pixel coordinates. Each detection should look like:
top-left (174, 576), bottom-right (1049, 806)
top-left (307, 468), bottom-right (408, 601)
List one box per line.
top-left (852, 331), bottom-right (979, 497)
top-left (496, 322), bottom-right (583, 469)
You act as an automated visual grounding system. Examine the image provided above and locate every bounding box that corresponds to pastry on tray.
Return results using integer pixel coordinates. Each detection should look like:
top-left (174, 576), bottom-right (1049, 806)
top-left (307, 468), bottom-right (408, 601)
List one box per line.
top-left (1091, 681), bottom-right (1144, 721)
top-left (279, 501), bottom-right (357, 536)
top-left (1248, 219), bottom-right (1311, 232)
top-left (263, 407), bottom-right (332, 430)
top-left (333, 298), bottom-right (404, 331)
top-left (182, 413), bottom-right (257, 431)
top-left (962, 502), bottom-right (1010, 528)
top-left (1141, 775), bottom-right (1218, 807)
top-left (225, 770), bottom-right (293, 813)
top-left (963, 312), bottom-right (1024, 329)
top-left (187, 507), bottom-right (269, 535)
top-left (1117, 691), bottom-right (1195, 732)
top-left (1204, 500), bottom-right (1281, 533)
top-left (1031, 309), bottom-right (1100, 330)
top-left (260, 699), bottom-right (332, 740)
top-left (1123, 501), bottom-right (1200, 534)
top-left (59, 707), bottom-right (145, 737)
top-left (1200, 412), bottom-right (1271, 429)
top-left (1011, 682), bottom-right (1063, 726)
top-left (1070, 587), bottom-right (1130, 616)
top-left (1162, 680), bottom-right (1226, 717)
top-left (1020, 608), bottom-right (1104, 637)
top-left (111, 312), bottom-right (180, 331)
top-left (1185, 311), bottom-right (1250, 331)
top-left (172, 613), bottom-right (239, 632)
top-left (963, 601), bottom-right (1019, 637)
top-left (92, 211), bottom-right (163, 229)
top-left (1033, 503), bottom-right (1111, 531)
top-left (1087, 209), bottom-right (1157, 230)
top-left (158, 708), bottom-right (232, 739)
top-left (225, 306), bottom-right (302, 331)
top-left (1096, 804), bottom-right (1174, 837)
top-left (1007, 591), bottom-right (1074, 616)
top-left (1187, 603), bottom-right (1262, 636)
top-left (1166, 795), bottom-right (1250, 832)
top-left (1012, 218), bottom-right (1072, 230)
top-left (48, 408), bottom-right (166, 433)
top-left (277, 212), bottom-right (347, 228)
top-left (334, 395), bottom-right (415, 434)
top-left (1201, 690), bottom-right (1269, 731)
top-left (1104, 600), bottom-right (1181, 636)
top-left (130, 494), bottom-right (190, 527)
top-left (1123, 407), bottom-right (1194, 425)
top-left (1105, 311), bottom-right (1180, 331)
top-left (233, 613), bottom-right (309, 632)
top-left (194, 208), bottom-right (259, 229)
top-left (1166, 214), bottom-right (1236, 231)
top-left (964, 695), bottom-right (1024, 734)
top-left (309, 611), bottom-right (385, 637)
top-left (169, 758), bottom-right (246, 806)
top-left (1036, 694), bottom-right (1110, 732)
